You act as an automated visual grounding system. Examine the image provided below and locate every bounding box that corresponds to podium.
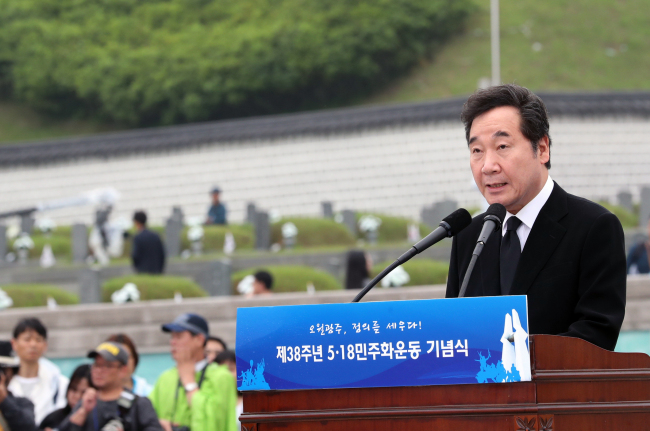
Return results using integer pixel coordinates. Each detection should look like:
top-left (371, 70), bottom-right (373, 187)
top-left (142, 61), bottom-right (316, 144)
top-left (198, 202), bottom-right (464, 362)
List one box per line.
top-left (240, 335), bottom-right (650, 430)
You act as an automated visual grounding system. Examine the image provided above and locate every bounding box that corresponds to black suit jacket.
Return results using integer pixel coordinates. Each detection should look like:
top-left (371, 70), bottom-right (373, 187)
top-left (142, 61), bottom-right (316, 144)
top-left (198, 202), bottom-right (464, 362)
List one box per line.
top-left (131, 228), bottom-right (166, 274)
top-left (446, 182), bottom-right (626, 351)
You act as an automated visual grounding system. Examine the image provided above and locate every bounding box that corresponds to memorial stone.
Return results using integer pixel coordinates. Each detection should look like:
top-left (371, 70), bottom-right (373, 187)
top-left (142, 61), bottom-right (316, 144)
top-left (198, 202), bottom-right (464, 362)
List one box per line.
top-left (617, 191), bottom-right (634, 213)
top-left (165, 218), bottom-right (182, 258)
top-left (641, 186), bottom-right (650, 228)
top-left (72, 223), bottom-right (88, 263)
top-left (247, 203), bottom-right (257, 224)
top-left (197, 259), bottom-right (232, 296)
top-left (255, 211), bottom-right (271, 250)
top-left (0, 225), bottom-right (5, 262)
top-left (321, 202), bottom-right (334, 219)
top-left (422, 199), bottom-right (458, 227)
top-left (20, 215), bottom-right (35, 234)
top-left (171, 206), bottom-right (184, 224)
top-left (79, 268), bottom-right (101, 304)
top-left (341, 210), bottom-right (357, 236)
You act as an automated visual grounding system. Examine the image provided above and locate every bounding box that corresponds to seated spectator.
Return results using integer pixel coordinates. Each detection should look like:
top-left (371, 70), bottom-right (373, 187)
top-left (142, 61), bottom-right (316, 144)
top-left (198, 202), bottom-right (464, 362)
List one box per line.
top-left (0, 340), bottom-right (37, 431)
top-left (344, 250), bottom-right (372, 289)
top-left (39, 365), bottom-right (92, 431)
top-left (132, 210), bottom-right (166, 274)
top-left (627, 216), bottom-right (650, 274)
top-left (8, 318), bottom-right (68, 424)
top-left (215, 351), bottom-right (243, 431)
top-left (106, 334), bottom-right (152, 396)
top-left (149, 313), bottom-right (237, 431)
top-left (250, 270), bottom-right (273, 296)
top-left (58, 342), bottom-right (161, 431)
top-left (205, 336), bottom-right (227, 363)
top-left (206, 187), bottom-right (227, 225)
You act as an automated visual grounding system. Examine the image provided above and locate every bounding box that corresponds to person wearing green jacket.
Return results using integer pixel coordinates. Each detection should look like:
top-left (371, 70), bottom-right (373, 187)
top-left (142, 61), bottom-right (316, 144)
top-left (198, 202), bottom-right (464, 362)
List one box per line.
top-left (149, 313), bottom-right (237, 431)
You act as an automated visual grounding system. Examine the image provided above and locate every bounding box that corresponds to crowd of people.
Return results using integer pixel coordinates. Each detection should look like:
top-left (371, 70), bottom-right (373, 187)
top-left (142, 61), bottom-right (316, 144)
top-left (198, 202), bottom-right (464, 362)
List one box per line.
top-left (0, 314), bottom-right (241, 431)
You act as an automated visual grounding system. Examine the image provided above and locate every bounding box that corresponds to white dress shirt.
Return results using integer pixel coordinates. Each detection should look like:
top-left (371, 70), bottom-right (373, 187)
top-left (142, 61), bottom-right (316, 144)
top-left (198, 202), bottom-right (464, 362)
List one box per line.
top-left (502, 175), bottom-right (554, 251)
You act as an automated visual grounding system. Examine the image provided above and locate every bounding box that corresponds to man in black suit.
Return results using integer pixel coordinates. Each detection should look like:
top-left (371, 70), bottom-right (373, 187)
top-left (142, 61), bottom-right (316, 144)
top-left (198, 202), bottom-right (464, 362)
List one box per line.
top-left (131, 210), bottom-right (166, 274)
top-left (446, 84), bottom-right (626, 351)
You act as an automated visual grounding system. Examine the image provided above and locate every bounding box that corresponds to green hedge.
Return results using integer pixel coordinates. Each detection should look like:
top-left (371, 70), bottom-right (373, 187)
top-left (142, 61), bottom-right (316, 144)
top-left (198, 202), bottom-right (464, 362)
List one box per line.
top-left (102, 275), bottom-right (207, 302)
top-left (356, 213), bottom-right (429, 243)
top-left (271, 218), bottom-right (355, 248)
top-left (1, 284), bottom-right (79, 307)
top-left (232, 265), bottom-right (342, 294)
top-left (181, 224), bottom-right (254, 252)
top-left (371, 258), bottom-right (448, 286)
top-left (0, 0), bottom-right (472, 126)
top-left (13, 235), bottom-right (72, 259)
top-left (598, 201), bottom-right (639, 229)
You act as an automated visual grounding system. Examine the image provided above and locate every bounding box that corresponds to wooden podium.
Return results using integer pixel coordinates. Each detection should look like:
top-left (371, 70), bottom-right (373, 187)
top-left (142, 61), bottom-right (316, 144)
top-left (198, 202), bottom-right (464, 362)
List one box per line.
top-left (240, 335), bottom-right (650, 430)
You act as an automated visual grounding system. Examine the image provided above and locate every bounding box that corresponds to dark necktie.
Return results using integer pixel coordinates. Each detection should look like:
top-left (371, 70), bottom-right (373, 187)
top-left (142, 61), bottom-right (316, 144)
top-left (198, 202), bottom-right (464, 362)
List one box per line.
top-left (500, 216), bottom-right (523, 295)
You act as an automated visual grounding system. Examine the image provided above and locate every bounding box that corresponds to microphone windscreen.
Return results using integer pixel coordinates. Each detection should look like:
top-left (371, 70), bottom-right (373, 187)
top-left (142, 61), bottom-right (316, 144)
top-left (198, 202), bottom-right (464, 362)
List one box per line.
top-left (485, 203), bottom-right (507, 223)
top-left (442, 208), bottom-right (472, 236)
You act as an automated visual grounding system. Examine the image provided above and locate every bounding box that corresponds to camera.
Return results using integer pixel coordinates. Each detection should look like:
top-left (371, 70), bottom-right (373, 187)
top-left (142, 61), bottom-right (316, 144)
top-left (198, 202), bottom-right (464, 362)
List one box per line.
top-left (101, 418), bottom-right (124, 431)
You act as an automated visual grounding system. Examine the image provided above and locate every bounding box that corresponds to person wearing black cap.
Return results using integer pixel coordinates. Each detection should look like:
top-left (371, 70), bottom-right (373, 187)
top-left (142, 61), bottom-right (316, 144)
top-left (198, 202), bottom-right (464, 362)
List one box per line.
top-left (131, 211), bottom-right (166, 275)
top-left (58, 342), bottom-right (161, 431)
top-left (205, 187), bottom-right (227, 225)
top-left (149, 313), bottom-right (237, 431)
top-left (0, 340), bottom-right (37, 431)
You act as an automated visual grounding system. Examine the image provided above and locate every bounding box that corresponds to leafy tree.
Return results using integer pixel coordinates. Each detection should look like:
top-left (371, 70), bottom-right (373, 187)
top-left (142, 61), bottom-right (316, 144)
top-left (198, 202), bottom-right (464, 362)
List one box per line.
top-left (0, 0), bottom-right (472, 125)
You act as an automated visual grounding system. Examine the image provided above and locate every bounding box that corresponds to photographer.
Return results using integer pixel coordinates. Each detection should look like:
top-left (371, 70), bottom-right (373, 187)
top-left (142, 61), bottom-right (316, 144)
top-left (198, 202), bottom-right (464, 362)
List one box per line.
top-left (0, 340), bottom-right (37, 431)
top-left (59, 342), bottom-right (161, 431)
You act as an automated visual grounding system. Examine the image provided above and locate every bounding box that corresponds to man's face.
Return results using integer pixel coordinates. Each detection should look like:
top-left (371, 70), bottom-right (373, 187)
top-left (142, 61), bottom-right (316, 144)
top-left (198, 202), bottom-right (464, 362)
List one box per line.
top-left (252, 279), bottom-right (267, 295)
top-left (211, 192), bottom-right (220, 205)
top-left (170, 331), bottom-right (204, 361)
top-left (91, 357), bottom-right (125, 390)
top-left (469, 106), bottom-right (549, 214)
top-left (205, 340), bottom-right (225, 363)
top-left (11, 329), bottom-right (47, 363)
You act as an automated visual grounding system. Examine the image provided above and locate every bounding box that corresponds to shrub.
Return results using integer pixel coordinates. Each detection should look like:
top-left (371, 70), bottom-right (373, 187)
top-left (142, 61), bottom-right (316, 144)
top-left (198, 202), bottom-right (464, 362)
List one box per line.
top-left (598, 201), bottom-right (639, 229)
top-left (371, 258), bottom-right (448, 286)
top-left (0, 0), bottom-right (473, 126)
top-left (102, 275), bottom-right (207, 302)
top-left (232, 265), bottom-right (342, 294)
top-left (271, 218), bottom-right (355, 248)
top-left (180, 224), bottom-right (254, 252)
top-left (13, 235), bottom-right (72, 259)
top-left (1, 284), bottom-right (79, 307)
top-left (356, 213), bottom-right (429, 244)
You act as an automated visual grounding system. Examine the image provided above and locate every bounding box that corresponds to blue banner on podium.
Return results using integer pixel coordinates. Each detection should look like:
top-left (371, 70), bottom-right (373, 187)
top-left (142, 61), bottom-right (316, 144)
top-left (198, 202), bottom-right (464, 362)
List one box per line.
top-left (236, 295), bottom-right (530, 391)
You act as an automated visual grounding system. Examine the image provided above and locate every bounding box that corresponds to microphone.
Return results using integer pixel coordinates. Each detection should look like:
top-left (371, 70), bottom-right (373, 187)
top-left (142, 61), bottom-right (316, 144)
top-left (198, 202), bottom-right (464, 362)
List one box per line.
top-left (352, 208), bottom-right (472, 303)
top-left (458, 203), bottom-right (506, 297)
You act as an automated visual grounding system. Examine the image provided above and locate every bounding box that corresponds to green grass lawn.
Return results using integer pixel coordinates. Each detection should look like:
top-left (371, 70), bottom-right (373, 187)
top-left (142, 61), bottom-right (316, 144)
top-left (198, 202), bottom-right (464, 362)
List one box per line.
top-left (366, 0), bottom-right (650, 104)
top-left (0, 101), bottom-right (120, 145)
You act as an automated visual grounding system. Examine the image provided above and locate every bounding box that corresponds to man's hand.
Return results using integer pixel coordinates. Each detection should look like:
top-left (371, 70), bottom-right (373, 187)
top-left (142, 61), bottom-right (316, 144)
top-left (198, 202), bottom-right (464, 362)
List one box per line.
top-left (81, 388), bottom-right (98, 413)
top-left (175, 348), bottom-right (197, 387)
top-left (70, 388), bottom-right (97, 425)
top-left (175, 348), bottom-right (200, 405)
top-left (0, 373), bottom-right (8, 404)
top-left (159, 419), bottom-right (173, 431)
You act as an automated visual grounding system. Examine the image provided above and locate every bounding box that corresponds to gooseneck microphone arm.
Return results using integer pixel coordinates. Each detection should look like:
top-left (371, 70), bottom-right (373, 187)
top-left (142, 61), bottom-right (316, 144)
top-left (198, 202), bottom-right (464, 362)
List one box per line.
top-left (458, 204), bottom-right (506, 298)
top-left (352, 208), bottom-right (472, 303)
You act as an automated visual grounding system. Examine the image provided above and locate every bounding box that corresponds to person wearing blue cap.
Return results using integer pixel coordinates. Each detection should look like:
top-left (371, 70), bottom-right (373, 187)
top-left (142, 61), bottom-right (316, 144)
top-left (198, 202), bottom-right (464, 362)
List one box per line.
top-left (205, 187), bottom-right (227, 225)
top-left (149, 313), bottom-right (237, 431)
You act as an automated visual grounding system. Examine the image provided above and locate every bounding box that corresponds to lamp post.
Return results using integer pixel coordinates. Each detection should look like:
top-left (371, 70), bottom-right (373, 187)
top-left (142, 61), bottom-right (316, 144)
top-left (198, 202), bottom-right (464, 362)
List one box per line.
top-left (491, 0), bottom-right (501, 86)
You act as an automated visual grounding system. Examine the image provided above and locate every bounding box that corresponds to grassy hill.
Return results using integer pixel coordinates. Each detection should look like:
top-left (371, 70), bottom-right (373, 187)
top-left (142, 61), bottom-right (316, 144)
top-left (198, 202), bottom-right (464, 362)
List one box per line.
top-left (0, 0), bottom-right (648, 144)
top-left (366, 0), bottom-right (650, 104)
top-left (0, 102), bottom-right (119, 145)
